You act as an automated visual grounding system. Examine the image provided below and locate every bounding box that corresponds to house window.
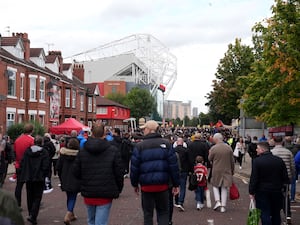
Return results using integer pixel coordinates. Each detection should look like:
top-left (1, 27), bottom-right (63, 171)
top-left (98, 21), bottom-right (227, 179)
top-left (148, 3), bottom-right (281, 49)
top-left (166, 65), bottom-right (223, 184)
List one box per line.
top-left (29, 75), bottom-right (37, 101)
top-left (7, 69), bottom-right (16, 97)
top-left (88, 97), bottom-right (92, 112)
top-left (18, 114), bottom-right (24, 123)
top-left (7, 112), bottom-right (15, 128)
top-left (39, 78), bottom-right (46, 102)
top-left (39, 115), bottom-right (45, 125)
top-left (111, 86), bottom-right (117, 93)
top-left (72, 90), bottom-right (76, 109)
top-left (97, 107), bottom-right (107, 115)
top-left (29, 114), bottom-right (35, 121)
top-left (65, 89), bottom-right (71, 107)
top-left (20, 74), bottom-right (24, 100)
top-left (80, 95), bottom-right (84, 111)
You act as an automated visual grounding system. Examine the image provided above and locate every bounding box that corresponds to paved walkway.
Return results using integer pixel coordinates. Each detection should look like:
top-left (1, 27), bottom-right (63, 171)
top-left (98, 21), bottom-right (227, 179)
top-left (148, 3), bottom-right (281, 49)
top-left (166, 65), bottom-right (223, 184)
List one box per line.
top-left (3, 152), bottom-right (300, 225)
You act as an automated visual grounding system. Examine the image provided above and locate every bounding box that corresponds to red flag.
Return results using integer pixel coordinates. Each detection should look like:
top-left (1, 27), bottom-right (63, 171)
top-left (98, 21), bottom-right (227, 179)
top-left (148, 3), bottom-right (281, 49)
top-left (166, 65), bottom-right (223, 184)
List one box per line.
top-left (215, 120), bottom-right (223, 128)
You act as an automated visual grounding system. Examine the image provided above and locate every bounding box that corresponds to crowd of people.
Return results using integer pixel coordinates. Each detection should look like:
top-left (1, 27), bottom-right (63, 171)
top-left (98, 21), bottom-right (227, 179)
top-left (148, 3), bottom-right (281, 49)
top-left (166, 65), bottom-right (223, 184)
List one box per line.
top-left (0, 122), bottom-right (299, 225)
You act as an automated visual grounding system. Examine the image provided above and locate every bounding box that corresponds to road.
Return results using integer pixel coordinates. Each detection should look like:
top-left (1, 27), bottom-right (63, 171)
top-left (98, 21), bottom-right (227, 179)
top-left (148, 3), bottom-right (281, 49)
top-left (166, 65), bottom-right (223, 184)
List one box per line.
top-left (2, 156), bottom-right (300, 225)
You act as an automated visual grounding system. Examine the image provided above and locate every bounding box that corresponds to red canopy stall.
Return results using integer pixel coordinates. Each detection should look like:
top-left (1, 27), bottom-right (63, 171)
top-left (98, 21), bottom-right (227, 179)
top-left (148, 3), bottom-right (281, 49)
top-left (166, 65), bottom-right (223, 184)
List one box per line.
top-left (49, 118), bottom-right (90, 135)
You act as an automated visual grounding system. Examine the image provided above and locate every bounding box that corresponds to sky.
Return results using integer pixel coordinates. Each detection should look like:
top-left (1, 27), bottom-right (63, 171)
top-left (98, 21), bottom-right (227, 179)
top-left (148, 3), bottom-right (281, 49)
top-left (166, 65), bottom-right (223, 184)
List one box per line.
top-left (1, 0), bottom-right (275, 113)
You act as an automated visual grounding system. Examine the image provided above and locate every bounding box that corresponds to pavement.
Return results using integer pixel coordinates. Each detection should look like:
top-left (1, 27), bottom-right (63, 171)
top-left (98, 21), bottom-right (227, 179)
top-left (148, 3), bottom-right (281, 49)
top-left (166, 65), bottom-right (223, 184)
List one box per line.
top-left (2, 153), bottom-right (300, 225)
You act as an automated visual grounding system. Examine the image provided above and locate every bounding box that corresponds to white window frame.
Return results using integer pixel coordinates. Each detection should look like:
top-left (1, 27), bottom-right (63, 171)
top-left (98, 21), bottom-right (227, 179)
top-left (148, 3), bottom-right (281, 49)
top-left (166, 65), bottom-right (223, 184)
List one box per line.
top-left (97, 107), bottom-right (108, 115)
top-left (72, 89), bottom-right (76, 109)
top-left (80, 94), bottom-right (84, 111)
top-left (88, 97), bottom-right (92, 112)
top-left (20, 73), bottom-right (25, 100)
top-left (28, 110), bottom-right (37, 122)
top-left (29, 114), bottom-right (35, 121)
top-left (39, 77), bottom-right (46, 102)
top-left (65, 89), bottom-right (71, 107)
top-left (29, 75), bottom-right (37, 101)
top-left (7, 67), bottom-right (17, 97)
top-left (6, 111), bottom-right (15, 128)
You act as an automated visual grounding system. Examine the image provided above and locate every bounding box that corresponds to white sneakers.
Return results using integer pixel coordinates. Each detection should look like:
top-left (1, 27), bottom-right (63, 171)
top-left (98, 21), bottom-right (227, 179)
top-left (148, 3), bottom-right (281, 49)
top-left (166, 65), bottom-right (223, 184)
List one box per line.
top-left (9, 176), bottom-right (16, 182)
top-left (220, 206), bottom-right (226, 213)
top-left (174, 203), bottom-right (185, 211)
top-left (43, 188), bottom-right (53, 194)
top-left (213, 201), bottom-right (226, 212)
top-left (196, 202), bottom-right (204, 210)
top-left (213, 201), bottom-right (221, 210)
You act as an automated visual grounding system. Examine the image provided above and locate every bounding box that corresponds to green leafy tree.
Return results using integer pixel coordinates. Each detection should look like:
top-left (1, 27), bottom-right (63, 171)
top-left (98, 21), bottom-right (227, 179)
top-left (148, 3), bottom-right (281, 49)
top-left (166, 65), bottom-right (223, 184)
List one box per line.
top-left (199, 112), bottom-right (211, 126)
top-left (241, 0), bottom-right (300, 126)
top-left (190, 117), bottom-right (200, 127)
top-left (105, 92), bottom-right (126, 105)
top-left (174, 117), bottom-right (182, 127)
top-left (206, 38), bottom-right (255, 124)
top-left (183, 116), bottom-right (190, 127)
top-left (7, 121), bottom-right (45, 141)
top-left (152, 107), bottom-right (162, 121)
top-left (124, 87), bottom-right (155, 120)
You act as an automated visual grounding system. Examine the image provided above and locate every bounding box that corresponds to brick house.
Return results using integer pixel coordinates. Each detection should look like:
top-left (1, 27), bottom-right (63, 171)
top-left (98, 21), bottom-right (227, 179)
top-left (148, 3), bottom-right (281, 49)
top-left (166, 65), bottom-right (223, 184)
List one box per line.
top-left (0, 32), bottom-right (98, 133)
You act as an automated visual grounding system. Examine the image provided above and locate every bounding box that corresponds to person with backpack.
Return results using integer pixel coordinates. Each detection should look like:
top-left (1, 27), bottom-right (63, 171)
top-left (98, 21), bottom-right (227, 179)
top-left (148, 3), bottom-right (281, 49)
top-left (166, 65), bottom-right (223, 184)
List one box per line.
top-left (56, 138), bottom-right (80, 225)
top-left (173, 137), bottom-right (189, 211)
top-left (248, 136), bottom-right (258, 163)
top-left (120, 132), bottom-right (133, 178)
top-left (19, 135), bottom-right (49, 224)
top-left (193, 156), bottom-right (208, 210)
top-left (43, 134), bottom-right (56, 194)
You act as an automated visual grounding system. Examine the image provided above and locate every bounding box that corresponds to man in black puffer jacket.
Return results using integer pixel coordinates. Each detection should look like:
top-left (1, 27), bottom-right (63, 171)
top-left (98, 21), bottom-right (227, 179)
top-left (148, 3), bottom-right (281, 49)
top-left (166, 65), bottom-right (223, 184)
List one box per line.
top-left (130, 120), bottom-right (180, 225)
top-left (73, 123), bottom-right (124, 225)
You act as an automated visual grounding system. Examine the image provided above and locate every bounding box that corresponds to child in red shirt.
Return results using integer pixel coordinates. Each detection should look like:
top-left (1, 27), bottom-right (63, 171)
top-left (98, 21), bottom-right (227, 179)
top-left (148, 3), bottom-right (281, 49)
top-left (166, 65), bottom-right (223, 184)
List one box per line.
top-left (194, 156), bottom-right (208, 210)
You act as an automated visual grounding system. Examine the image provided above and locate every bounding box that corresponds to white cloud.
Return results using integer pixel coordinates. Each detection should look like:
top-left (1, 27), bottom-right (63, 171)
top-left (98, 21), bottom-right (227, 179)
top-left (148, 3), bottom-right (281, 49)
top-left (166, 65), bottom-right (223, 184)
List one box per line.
top-left (0, 0), bottom-right (275, 113)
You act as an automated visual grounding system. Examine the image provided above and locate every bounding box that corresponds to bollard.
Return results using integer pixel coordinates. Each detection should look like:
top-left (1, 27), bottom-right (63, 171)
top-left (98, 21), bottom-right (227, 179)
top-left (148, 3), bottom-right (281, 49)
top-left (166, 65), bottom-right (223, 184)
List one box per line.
top-left (207, 219), bottom-right (214, 225)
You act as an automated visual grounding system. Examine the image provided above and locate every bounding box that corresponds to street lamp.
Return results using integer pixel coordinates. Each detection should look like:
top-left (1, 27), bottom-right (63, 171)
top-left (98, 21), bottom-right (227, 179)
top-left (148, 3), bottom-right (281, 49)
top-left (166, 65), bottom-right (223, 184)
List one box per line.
top-left (158, 84), bottom-right (166, 127)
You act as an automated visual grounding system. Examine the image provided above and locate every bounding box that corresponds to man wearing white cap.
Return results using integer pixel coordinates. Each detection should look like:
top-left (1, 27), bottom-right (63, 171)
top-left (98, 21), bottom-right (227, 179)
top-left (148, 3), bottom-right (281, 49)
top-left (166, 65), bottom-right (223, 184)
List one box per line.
top-left (130, 120), bottom-right (180, 225)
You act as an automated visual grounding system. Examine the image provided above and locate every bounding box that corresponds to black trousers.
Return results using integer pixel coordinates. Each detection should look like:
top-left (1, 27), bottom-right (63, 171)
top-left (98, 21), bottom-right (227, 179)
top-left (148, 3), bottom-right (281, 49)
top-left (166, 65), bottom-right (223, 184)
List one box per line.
top-left (26, 181), bottom-right (44, 220)
top-left (141, 190), bottom-right (169, 225)
top-left (15, 168), bottom-right (25, 207)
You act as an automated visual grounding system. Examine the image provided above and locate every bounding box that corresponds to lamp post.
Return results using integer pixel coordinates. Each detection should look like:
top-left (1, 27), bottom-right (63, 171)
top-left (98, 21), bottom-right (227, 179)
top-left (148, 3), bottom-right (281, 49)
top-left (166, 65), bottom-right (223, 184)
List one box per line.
top-left (158, 84), bottom-right (166, 127)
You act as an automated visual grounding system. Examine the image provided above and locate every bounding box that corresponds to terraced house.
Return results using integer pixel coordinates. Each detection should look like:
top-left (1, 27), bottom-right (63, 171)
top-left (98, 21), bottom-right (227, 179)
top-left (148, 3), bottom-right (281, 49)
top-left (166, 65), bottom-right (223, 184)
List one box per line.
top-left (0, 32), bottom-right (99, 132)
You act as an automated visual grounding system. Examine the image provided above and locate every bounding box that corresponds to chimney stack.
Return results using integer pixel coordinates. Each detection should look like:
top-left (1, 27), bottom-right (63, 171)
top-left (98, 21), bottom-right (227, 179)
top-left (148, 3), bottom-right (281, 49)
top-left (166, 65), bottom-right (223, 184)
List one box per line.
top-left (73, 64), bottom-right (85, 82)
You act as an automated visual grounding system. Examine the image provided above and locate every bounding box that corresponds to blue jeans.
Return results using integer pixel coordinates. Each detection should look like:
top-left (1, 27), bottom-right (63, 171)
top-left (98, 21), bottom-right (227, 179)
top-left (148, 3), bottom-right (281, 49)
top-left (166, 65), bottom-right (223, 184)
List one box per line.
top-left (255, 191), bottom-right (283, 225)
top-left (86, 203), bottom-right (112, 225)
top-left (66, 192), bottom-right (78, 212)
top-left (291, 175), bottom-right (297, 201)
top-left (177, 172), bottom-right (188, 205)
top-left (195, 186), bottom-right (204, 203)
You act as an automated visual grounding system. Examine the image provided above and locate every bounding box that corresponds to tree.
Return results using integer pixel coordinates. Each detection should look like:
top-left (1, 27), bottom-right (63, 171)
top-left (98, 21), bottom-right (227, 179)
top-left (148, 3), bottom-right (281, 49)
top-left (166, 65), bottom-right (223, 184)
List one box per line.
top-left (199, 112), bottom-right (211, 126)
top-left (241, 0), bottom-right (300, 126)
top-left (7, 121), bottom-right (45, 141)
top-left (105, 92), bottom-right (126, 105)
top-left (206, 38), bottom-right (255, 124)
top-left (124, 87), bottom-right (155, 120)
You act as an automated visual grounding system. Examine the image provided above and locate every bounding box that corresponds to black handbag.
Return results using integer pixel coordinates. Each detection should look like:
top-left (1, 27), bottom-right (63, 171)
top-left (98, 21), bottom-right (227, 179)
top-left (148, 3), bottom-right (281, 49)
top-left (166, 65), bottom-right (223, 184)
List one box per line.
top-left (188, 173), bottom-right (198, 191)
